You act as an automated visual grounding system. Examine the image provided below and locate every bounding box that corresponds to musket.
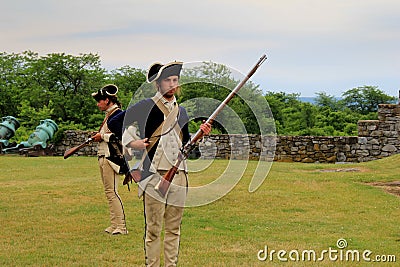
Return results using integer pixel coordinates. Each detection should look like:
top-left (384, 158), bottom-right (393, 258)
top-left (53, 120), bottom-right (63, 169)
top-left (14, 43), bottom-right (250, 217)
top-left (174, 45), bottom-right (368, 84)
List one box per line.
top-left (154, 54), bottom-right (267, 197)
top-left (63, 137), bottom-right (93, 159)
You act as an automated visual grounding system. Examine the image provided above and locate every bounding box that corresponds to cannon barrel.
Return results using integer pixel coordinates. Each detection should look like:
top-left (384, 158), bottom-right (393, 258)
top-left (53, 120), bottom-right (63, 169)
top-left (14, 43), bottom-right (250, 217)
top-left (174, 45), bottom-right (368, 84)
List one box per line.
top-left (19, 119), bottom-right (59, 149)
top-left (0, 116), bottom-right (20, 148)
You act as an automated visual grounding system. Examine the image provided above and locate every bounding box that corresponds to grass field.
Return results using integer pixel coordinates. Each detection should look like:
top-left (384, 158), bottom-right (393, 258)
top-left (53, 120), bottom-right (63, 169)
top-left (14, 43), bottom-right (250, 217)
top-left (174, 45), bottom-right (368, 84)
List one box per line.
top-left (0, 155), bottom-right (399, 266)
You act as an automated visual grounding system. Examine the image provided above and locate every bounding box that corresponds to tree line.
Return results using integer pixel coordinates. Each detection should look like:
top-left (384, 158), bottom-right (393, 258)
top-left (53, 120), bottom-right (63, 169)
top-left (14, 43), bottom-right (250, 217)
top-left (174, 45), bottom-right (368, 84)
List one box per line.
top-left (266, 87), bottom-right (396, 136)
top-left (0, 51), bottom-right (396, 143)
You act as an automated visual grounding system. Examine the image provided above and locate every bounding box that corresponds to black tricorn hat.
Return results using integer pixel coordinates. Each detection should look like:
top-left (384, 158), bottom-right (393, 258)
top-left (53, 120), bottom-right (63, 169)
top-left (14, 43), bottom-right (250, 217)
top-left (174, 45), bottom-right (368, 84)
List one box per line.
top-left (91, 84), bottom-right (119, 101)
top-left (146, 61), bottom-right (183, 83)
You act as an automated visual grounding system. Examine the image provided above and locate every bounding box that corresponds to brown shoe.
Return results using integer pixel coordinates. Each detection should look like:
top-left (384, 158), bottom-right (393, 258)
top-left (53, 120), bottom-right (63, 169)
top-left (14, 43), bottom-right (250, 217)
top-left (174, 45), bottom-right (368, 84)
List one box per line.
top-left (112, 228), bottom-right (128, 235)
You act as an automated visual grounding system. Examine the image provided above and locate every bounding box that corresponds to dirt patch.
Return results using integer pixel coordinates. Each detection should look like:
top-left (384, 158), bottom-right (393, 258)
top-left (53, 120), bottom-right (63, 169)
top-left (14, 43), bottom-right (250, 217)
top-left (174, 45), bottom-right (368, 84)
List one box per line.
top-left (368, 181), bottom-right (400, 198)
top-left (319, 168), bottom-right (364, 173)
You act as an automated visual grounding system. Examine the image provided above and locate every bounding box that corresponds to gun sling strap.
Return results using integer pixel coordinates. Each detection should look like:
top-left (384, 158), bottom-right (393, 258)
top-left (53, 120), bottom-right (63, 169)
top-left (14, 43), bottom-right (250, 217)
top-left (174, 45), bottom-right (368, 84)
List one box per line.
top-left (124, 96), bottom-right (184, 186)
top-left (135, 96), bottom-right (181, 170)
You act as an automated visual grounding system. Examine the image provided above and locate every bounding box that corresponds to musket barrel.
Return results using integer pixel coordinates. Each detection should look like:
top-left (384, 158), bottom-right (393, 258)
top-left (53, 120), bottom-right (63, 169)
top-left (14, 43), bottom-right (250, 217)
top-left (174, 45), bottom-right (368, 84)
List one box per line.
top-left (154, 54), bottom-right (267, 197)
top-left (206, 54), bottom-right (266, 124)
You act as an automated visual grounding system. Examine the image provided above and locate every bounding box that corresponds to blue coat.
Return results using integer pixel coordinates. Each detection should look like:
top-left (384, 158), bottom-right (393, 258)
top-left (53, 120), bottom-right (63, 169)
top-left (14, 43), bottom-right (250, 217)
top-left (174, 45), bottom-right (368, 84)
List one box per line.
top-left (108, 98), bottom-right (190, 176)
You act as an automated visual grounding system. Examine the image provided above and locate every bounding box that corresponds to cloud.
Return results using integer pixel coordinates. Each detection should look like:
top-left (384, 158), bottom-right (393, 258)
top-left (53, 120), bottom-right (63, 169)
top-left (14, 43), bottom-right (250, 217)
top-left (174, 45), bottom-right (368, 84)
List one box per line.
top-left (1, 0), bottom-right (399, 96)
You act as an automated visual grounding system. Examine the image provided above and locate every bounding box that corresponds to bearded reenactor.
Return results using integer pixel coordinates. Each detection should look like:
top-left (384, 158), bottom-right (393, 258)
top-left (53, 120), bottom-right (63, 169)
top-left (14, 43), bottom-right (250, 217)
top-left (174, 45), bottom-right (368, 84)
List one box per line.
top-left (109, 62), bottom-right (211, 266)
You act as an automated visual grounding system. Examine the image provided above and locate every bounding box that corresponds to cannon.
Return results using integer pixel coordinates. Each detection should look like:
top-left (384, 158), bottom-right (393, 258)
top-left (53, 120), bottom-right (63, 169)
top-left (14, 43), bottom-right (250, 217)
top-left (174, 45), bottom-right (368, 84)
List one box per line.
top-left (0, 116), bottom-right (20, 150)
top-left (19, 119), bottom-right (58, 149)
top-left (3, 119), bottom-right (59, 156)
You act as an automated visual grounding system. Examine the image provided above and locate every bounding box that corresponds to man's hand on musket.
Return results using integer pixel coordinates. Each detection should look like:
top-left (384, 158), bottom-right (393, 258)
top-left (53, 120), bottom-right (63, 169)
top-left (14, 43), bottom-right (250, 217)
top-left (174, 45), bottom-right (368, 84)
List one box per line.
top-left (92, 132), bottom-right (102, 142)
top-left (128, 138), bottom-right (150, 150)
top-left (200, 121), bottom-right (212, 135)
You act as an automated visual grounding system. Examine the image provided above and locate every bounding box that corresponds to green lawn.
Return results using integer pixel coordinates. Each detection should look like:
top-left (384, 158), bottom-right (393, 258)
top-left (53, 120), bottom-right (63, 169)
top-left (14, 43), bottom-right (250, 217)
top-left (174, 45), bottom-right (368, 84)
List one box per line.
top-left (0, 155), bottom-right (399, 266)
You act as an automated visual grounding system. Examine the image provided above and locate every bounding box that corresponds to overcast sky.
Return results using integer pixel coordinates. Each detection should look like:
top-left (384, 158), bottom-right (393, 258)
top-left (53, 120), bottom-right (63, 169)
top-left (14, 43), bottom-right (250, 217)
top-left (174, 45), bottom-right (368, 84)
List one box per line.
top-left (2, 0), bottom-right (399, 97)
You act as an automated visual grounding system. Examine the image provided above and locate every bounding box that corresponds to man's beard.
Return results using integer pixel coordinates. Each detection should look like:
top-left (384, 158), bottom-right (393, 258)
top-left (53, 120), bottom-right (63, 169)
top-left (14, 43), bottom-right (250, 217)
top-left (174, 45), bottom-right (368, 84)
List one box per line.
top-left (162, 88), bottom-right (176, 98)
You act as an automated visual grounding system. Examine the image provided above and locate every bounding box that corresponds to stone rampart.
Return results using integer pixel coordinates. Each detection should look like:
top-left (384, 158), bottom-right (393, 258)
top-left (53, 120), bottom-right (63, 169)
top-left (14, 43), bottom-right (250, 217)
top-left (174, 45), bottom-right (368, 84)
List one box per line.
top-left (54, 104), bottom-right (400, 163)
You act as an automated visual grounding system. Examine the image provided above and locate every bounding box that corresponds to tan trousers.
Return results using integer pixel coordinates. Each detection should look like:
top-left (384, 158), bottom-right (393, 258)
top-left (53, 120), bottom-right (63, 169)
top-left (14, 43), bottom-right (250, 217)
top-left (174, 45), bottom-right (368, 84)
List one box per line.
top-left (98, 157), bottom-right (126, 230)
top-left (143, 171), bottom-right (187, 267)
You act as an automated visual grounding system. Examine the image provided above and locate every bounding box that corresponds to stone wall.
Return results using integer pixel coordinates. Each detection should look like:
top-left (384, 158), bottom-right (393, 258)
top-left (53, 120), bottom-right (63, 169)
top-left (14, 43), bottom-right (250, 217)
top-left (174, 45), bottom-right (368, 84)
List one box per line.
top-left (54, 104), bottom-right (400, 163)
top-left (356, 104), bottom-right (400, 162)
top-left (198, 135), bottom-right (359, 163)
top-left (54, 130), bottom-right (98, 157)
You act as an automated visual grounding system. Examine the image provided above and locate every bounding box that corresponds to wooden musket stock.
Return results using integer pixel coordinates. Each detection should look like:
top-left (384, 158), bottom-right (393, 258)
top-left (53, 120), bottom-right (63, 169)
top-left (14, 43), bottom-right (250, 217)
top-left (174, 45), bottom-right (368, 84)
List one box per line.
top-left (63, 137), bottom-right (93, 159)
top-left (154, 54), bottom-right (267, 197)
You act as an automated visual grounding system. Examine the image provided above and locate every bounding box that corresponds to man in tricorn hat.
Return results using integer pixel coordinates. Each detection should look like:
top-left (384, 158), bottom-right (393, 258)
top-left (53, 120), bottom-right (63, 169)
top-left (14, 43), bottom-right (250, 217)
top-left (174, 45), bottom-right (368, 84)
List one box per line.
top-left (109, 62), bottom-right (211, 266)
top-left (91, 84), bottom-right (128, 235)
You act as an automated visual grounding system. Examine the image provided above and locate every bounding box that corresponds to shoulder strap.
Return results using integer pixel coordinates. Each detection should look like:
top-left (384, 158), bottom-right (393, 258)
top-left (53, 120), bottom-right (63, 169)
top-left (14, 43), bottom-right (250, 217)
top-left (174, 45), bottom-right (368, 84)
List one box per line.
top-left (152, 96), bottom-right (170, 117)
top-left (153, 96), bottom-right (183, 141)
top-left (99, 106), bottom-right (119, 132)
top-left (134, 98), bottom-right (182, 172)
top-left (145, 97), bottom-right (178, 152)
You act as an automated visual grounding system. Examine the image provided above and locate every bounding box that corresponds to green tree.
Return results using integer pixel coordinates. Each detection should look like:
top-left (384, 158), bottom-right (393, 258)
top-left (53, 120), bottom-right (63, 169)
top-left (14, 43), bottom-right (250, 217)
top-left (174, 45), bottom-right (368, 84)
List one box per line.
top-left (341, 86), bottom-right (395, 115)
top-left (315, 92), bottom-right (343, 111)
top-left (265, 92), bottom-right (300, 123)
top-left (0, 51), bottom-right (109, 130)
top-left (180, 62), bottom-right (272, 134)
top-left (24, 52), bottom-right (107, 129)
top-left (2, 51), bottom-right (397, 140)
top-left (17, 100), bottom-right (54, 128)
top-left (265, 92), bottom-right (309, 135)
top-left (108, 65), bottom-right (146, 109)
top-left (0, 52), bottom-right (26, 117)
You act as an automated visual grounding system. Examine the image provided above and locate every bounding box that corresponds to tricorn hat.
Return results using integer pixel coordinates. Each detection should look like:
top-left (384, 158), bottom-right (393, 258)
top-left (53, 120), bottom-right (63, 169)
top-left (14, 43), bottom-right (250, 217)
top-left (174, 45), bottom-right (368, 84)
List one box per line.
top-left (91, 84), bottom-right (119, 101)
top-left (146, 61), bottom-right (183, 83)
